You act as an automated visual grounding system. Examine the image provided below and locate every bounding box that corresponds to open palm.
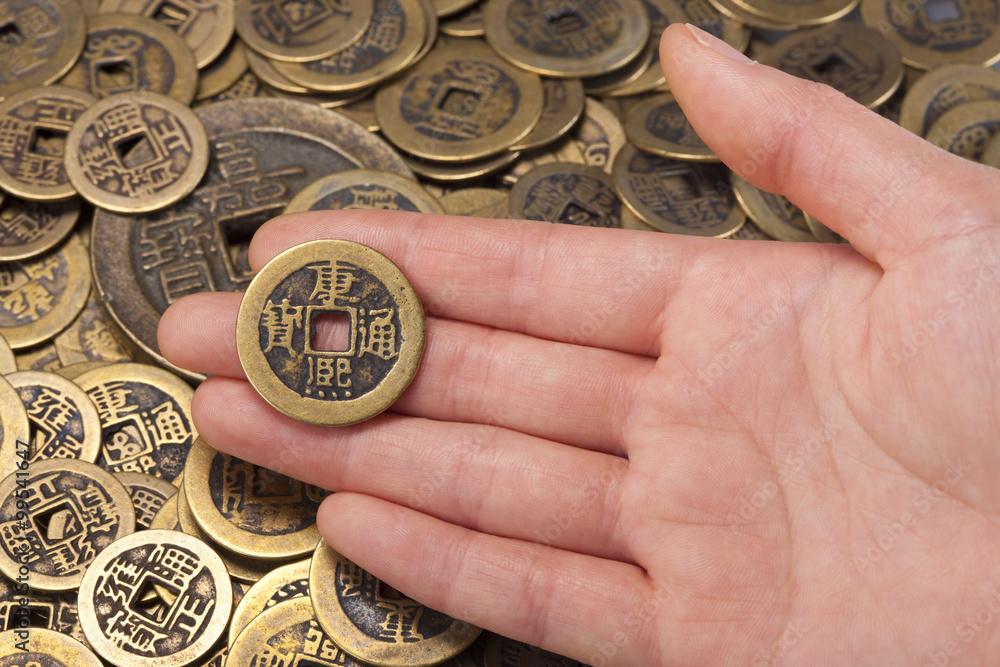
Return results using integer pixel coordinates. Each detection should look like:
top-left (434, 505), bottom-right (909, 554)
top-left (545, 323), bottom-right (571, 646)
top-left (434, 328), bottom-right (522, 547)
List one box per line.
top-left (158, 25), bottom-right (1000, 666)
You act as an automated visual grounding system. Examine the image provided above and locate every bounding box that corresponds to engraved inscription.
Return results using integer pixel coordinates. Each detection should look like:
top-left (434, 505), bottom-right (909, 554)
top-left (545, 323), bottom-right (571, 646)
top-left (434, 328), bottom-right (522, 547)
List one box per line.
top-left (305, 184), bottom-right (426, 212)
top-left (627, 152), bottom-right (737, 232)
top-left (886, 0), bottom-right (999, 52)
top-left (251, 618), bottom-right (355, 666)
top-left (0, 95), bottom-right (89, 189)
top-left (0, 251), bottom-right (67, 326)
top-left (0, 1), bottom-right (61, 84)
top-left (250, 0), bottom-right (353, 44)
top-left (64, 26), bottom-right (182, 98)
top-left (298, 0), bottom-right (406, 75)
top-left (16, 384), bottom-right (89, 463)
top-left (779, 32), bottom-right (882, 100)
top-left (522, 172), bottom-right (620, 227)
top-left (508, 0), bottom-right (624, 58)
top-left (645, 99), bottom-right (708, 148)
top-left (0, 197), bottom-right (74, 248)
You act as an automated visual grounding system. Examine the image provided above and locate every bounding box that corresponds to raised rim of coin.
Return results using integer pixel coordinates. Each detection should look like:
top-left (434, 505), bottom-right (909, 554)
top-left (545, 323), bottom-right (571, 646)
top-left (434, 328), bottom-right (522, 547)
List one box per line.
top-left (899, 64), bottom-right (1000, 137)
top-left (0, 0), bottom-right (88, 100)
top-left (925, 99), bottom-right (1000, 160)
top-left (0, 374), bottom-right (30, 480)
top-left (0, 195), bottom-right (81, 262)
top-left (624, 92), bottom-right (719, 161)
top-left (235, 0), bottom-right (375, 62)
top-left (0, 627), bottom-right (103, 665)
top-left (510, 78), bottom-right (586, 152)
top-left (507, 161), bottom-right (622, 226)
top-left (730, 0), bottom-right (857, 26)
top-left (705, 0), bottom-right (799, 31)
top-left (284, 169), bottom-right (446, 214)
top-left (0, 334), bottom-right (16, 374)
top-left (409, 150), bottom-right (522, 182)
top-left (228, 558), bottom-right (312, 646)
top-left (581, 44), bottom-right (655, 96)
top-left (196, 39), bottom-right (251, 101)
top-left (730, 172), bottom-right (816, 242)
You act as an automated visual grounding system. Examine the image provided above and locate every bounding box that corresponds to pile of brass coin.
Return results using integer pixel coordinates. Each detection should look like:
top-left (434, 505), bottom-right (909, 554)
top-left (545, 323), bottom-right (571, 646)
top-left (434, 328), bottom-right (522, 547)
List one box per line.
top-left (2, 0), bottom-right (1000, 662)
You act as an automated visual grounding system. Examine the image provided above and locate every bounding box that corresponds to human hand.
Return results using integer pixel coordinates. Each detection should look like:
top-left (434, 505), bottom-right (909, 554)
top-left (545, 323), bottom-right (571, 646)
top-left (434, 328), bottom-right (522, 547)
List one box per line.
top-left (158, 24), bottom-right (1000, 666)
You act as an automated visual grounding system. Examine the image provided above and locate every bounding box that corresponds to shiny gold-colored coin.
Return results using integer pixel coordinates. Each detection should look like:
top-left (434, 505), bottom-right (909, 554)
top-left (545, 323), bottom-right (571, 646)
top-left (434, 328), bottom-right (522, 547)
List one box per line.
top-left (228, 558), bottom-right (312, 646)
top-left (271, 0), bottom-right (427, 93)
top-left (0, 86), bottom-right (96, 201)
top-left (0, 194), bottom-right (80, 262)
top-left (74, 362), bottom-right (198, 484)
top-left (439, 187), bottom-right (509, 217)
top-left (114, 470), bottom-right (177, 529)
top-left (761, 23), bottom-right (903, 108)
top-left (149, 489), bottom-right (181, 530)
top-left (624, 92), bottom-right (718, 161)
top-left (0, 0), bottom-right (87, 100)
top-left (246, 47), bottom-right (312, 93)
top-left (441, 2), bottom-right (485, 36)
top-left (483, 0), bottom-right (650, 78)
top-left (262, 81), bottom-right (377, 108)
top-left (804, 212), bottom-right (846, 244)
top-left (78, 529), bottom-right (233, 667)
top-left (612, 143), bottom-right (745, 237)
top-left (376, 40), bottom-right (544, 161)
top-left (196, 39), bottom-right (251, 101)
top-left (60, 13), bottom-right (200, 103)
top-left (65, 91), bottom-right (209, 213)
top-left (98, 0), bottom-right (236, 68)
top-left (0, 458), bottom-right (136, 591)
top-left (510, 78), bottom-right (586, 152)
top-left (731, 0), bottom-right (856, 26)
top-left (581, 46), bottom-right (654, 96)
top-left (53, 287), bottom-right (134, 367)
top-left (311, 541), bottom-right (482, 666)
top-left (285, 169), bottom-right (446, 214)
top-left (409, 149), bottom-right (522, 182)
top-left (861, 0), bottom-right (1000, 70)
top-left (235, 0), bottom-right (375, 62)
top-left (0, 374), bottom-right (30, 479)
top-left (0, 628), bottom-right (102, 666)
top-left (0, 233), bottom-right (90, 350)
top-left (237, 240), bottom-right (425, 426)
top-left (705, 0), bottom-right (797, 30)
top-left (508, 162), bottom-right (622, 227)
top-left (926, 100), bottom-right (1000, 161)
top-left (899, 64), bottom-right (1000, 137)
top-left (731, 173), bottom-right (816, 242)
top-left (619, 205), bottom-right (656, 231)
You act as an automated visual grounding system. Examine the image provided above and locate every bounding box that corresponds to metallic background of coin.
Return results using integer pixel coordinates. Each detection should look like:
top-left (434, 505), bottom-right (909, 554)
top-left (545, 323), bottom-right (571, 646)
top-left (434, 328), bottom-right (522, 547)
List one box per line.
top-left (439, 187), bottom-right (510, 217)
top-left (235, 0), bottom-right (376, 62)
top-left (508, 162), bottom-right (622, 226)
top-left (706, 0), bottom-right (798, 30)
top-left (0, 374), bottom-right (30, 479)
top-left (510, 78), bottom-right (586, 152)
top-left (926, 100), bottom-right (1000, 161)
top-left (0, 578), bottom-right (90, 647)
top-left (0, 194), bottom-right (81, 262)
top-left (899, 64), bottom-right (1000, 137)
top-left (435, 0), bottom-right (480, 18)
top-left (0, 0), bottom-right (87, 100)
top-left (0, 458), bottom-right (136, 591)
top-left (0, 335), bottom-right (17, 374)
top-left (284, 169), bottom-right (446, 214)
top-left (409, 150), bottom-right (523, 182)
top-left (730, 172), bottom-right (816, 242)
top-left (624, 92), bottom-right (719, 161)
top-left (114, 470), bottom-right (177, 529)
top-left (227, 558), bottom-right (312, 646)
top-left (731, 0), bottom-right (857, 26)
top-left (77, 529), bottom-right (232, 667)
top-left (53, 288), bottom-right (135, 367)
top-left (0, 627), bottom-right (103, 665)
top-left (148, 490), bottom-right (181, 530)
top-left (982, 132), bottom-right (1000, 168)
top-left (196, 40), bottom-right (250, 101)
top-left (236, 239), bottom-right (425, 426)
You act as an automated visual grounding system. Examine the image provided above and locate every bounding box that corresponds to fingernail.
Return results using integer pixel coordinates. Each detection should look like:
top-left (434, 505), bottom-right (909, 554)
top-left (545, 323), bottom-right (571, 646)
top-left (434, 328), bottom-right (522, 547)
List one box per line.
top-left (685, 23), bottom-right (753, 64)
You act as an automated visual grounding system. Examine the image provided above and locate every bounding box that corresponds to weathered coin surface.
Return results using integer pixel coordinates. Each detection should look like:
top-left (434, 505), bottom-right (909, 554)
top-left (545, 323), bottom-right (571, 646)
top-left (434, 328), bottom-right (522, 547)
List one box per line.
top-left (228, 558), bottom-right (312, 646)
top-left (483, 0), bottom-right (650, 78)
top-left (439, 187), bottom-right (510, 217)
top-left (235, 0), bottom-right (375, 62)
top-left (53, 288), bottom-right (134, 367)
top-left (731, 173), bottom-right (815, 242)
top-left (237, 239), bottom-right (425, 426)
top-left (196, 39), bottom-right (251, 101)
top-left (861, 0), bottom-right (1000, 70)
top-left (246, 47), bottom-right (313, 93)
top-left (508, 162), bottom-right (621, 226)
top-left (435, 0), bottom-right (480, 17)
top-left (0, 458), bottom-right (135, 591)
top-left (285, 169), bottom-right (446, 214)
top-left (0, 577), bottom-right (89, 646)
top-left (77, 529), bottom-right (232, 667)
top-left (409, 150), bottom-right (522, 182)
top-left (74, 362), bottom-right (197, 484)
top-left (510, 78), bottom-right (586, 152)
top-left (707, 0), bottom-right (798, 30)
top-left (0, 194), bottom-right (81, 262)
top-left (581, 46), bottom-right (654, 96)
top-left (376, 40), bottom-right (544, 161)
top-left (14, 343), bottom-right (62, 373)
top-left (311, 541), bottom-right (482, 666)
top-left (612, 143), bottom-right (745, 237)
top-left (483, 633), bottom-right (588, 666)
top-left (0, 233), bottom-right (90, 350)
top-left (441, 2), bottom-right (486, 36)
top-left (339, 96), bottom-right (381, 132)
top-left (624, 92), bottom-right (718, 161)
top-left (0, 86), bottom-right (96, 201)
top-left (60, 13), bottom-right (200, 103)
top-left (732, 0), bottom-right (856, 26)
top-left (761, 23), bottom-right (903, 108)
top-left (0, 0), bottom-right (88, 100)
top-left (899, 64), bottom-right (1000, 137)
top-left (926, 100), bottom-right (1000, 161)
top-left (148, 489), bottom-right (181, 530)
top-left (65, 91), bottom-right (210, 214)
top-left (114, 470), bottom-right (177, 529)
top-left (0, 627), bottom-right (102, 665)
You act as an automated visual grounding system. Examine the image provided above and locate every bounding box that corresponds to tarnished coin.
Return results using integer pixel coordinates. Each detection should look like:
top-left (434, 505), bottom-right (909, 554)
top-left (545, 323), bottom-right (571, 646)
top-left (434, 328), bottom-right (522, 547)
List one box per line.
top-left (483, 634), bottom-right (587, 666)
top-left (246, 47), bottom-right (312, 93)
top-left (340, 95), bottom-right (381, 131)
top-left (624, 92), bottom-right (717, 161)
top-left (0, 86), bottom-right (96, 201)
top-left (311, 541), bottom-right (482, 666)
top-left (804, 212), bottom-right (846, 244)
top-left (77, 529), bottom-right (232, 667)
top-left (582, 45), bottom-right (654, 97)
top-left (262, 81), bottom-right (377, 109)
top-left (271, 0), bottom-right (428, 93)
top-left (0, 627), bottom-right (102, 665)
top-left (0, 334), bottom-right (16, 373)
top-left (0, 0), bottom-right (87, 100)
top-left (285, 169), bottom-right (446, 214)
top-left (91, 98), bottom-right (412, 380)
top-left (228, 558), bottom-right (312, 646)
top-left (55, 361), bottom-right (108, 380)
top-left (237, 239), bottom-right (425, 426)
top-left (435, 0), bottom-right (480, 17)
top-left (14, 343), bottom-right (62, 373)
top-left (483, 0), bottom-right (650, 78)
top-left (53, 288), bottom-right (134, 367)
top-left (60, 13), bottom-right (200, 103)
top-left (0, 374), bottom-right (29, 479)
top-left (612, 143), bottom-right (745, 237)
top-left (731, 173), bottom-right (815, 242)
top-left (731, 0), bottom-right (856, 26)
top-left (201, 69), bottom-right (267, 103)
top-left (376, 40), bottom-right (544, 161)
top-left (706, 0), bottom-right (797, 30)
top-left (196, 40), bottom-right (250, 101)
top-left (0, 233), bottom-right (90, 350)
top-left (114, 471), bottom-right (177, 529)
top-left (74, 362), bottom-right (197, 484)
top-left (861, 0), bottom-right (1000, 70)
top-left (508, 162), bottom-right (621, 226)
top-left (899, 64), bottom-right (1000, 137)
top-left (761, 23), bottom-right (903, 108)
top-left (0, 458), bottom-right (136, 591)
top-left (439, 187), bottom-right (509, 217)
top-left (619, 205), bottom-right (656, 231)
top-left (510, 78), bottom-right (585, 152)
top-left (235, 0), bottom-right (375, 62)
top-left (0, 578), bottom-right (88, 646)
top-left (148, 490), bottom-right (181, 530)
top-left (926, 100), bottom-right (1000, 161)
top-left (441, 2), bottom-right (486, 36)
top-left (409, 150), bottom-right (522, 182)
top-left (65, 91), bottom-right (210, 214)
top-left (97, 0), bottom-right (236, 68)
top-left (0, 194), bottom-right (80, 262)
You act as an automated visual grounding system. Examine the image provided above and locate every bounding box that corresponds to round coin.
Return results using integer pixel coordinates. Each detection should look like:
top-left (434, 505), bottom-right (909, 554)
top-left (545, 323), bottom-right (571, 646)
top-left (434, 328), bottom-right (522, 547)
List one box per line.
top-left (237, 240), bottom-right (425, 426)
top-left (285, 169), bottom-right (446, 214)
top-left (439, 187), bottom-right (509, 217)
top-left (0, 458), bottom-right (136, 591)
top-left (441, 2), bottom-right (486, 36)
top-left (0, 627), bottom-right (102, 666)
top-left (408, 149), bottom-right (522, 182)
top-left (0, 578), bottom-right (89, 645)
top-left (510, 78), bottom-right (585, 152)
top-left (0, 86), bottom-right (96, 201)
top-left (899, 64), bottom-right (1000, 137)
top-left (731, 0), bottom-right (856, 26)
top-left (148, 490), bottom-right (181, 530)
top-left (196, 39), bottom-right (251, 101)
top-left (53, 288), bottom-right (135, 367)
top-left (228, 558), bottom-right (312, 646)
top-left (376, 40), bottom-right (544, 161)
top-left (59, 13), bottom-right (199, 103)
top-left (311, 541), bottom-right (482, 666)
top-left (483, 0), bottom-right (650, 78)
top-left (0, 374), bottom-right (30, 480)
top-left (235, 0), bottom-right (374, 62)
top-left (612, 143), bottom-right (745, 236)
top-left (246, 48), bottom-right (312, 93)
top-left (65, 91), bottom-right (210, 213)
top-left (624, 92), bottom-right (718, 161)
top-left (0, 0), bottom-right (87, 100)
top-left (731, 173), bottom-right (815, 242)
top-left (114, 470), bottom-right (177, 529)
top-left (0, 194), bottom-right (80, 262)
top-left (926, 100), bottom-right (1000, 161)
top-left (727, 219), bottom-right (772, 240)
top-left (78, 529), bottom-right (233, 667)
top-left (508, 162), bottom-right (622, 226)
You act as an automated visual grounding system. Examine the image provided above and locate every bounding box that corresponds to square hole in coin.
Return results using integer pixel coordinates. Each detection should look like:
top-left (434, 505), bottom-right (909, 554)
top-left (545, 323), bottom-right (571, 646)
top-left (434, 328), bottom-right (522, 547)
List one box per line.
top-left (544, 6), bottom-right (588, 35)
top-left (813, 52), bottom-right (851, 81)
top-left (33, 503), bottom-right (82, 545)
top-left (250, 467), bottom-right (297, 499)
top-left (152, 0), bottom-right (193, 29)
top-left (311, 312), bottom-right (352, 352)
top-left (438, 86), bottom-right (482, 117)
top-left (4, 602), bottom-right (52, 631)
top-left (660, 167), bottom-right (702, 202)
top-left (96, 59), bottom-right (136, 90)
top-left (28, 126), bottom-right (67, 158)
top-left (114, 133), bottom-right (157, 170)
top-left (130, 577), bottom-right (180, 624)
top-left (0, 20), bottom-right (23, 48)
top-left (922, 0), bottom-right (962, 22)
top-left (556, 198), bottom-right (603, 226)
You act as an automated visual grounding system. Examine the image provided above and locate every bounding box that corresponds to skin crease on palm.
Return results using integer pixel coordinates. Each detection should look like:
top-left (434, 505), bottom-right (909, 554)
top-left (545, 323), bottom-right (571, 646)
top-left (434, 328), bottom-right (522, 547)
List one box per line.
top-left (156, 23), bottom-right (1000, 666)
